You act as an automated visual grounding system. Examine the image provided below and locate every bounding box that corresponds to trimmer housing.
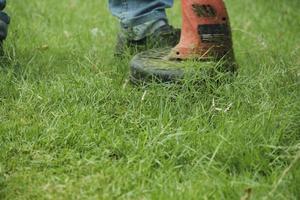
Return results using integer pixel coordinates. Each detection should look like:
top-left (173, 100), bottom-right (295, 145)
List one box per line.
top-left (169, 0), bottom-right (234, 60)
top-left (130, 0), bottom-right (236, 83)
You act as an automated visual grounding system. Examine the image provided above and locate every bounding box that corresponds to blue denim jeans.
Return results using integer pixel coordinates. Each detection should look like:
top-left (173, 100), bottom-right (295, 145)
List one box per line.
top-left (109, 0), bottom-right (174, 40)
top-left (0, 0), bottom-right (6, 10)
top-left (0, 0), bottom-right (8, 41)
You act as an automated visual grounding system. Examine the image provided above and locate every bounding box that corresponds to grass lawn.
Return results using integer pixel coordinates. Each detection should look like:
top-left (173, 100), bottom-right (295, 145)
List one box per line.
top-left (0, 0), bottom-right (299, 199)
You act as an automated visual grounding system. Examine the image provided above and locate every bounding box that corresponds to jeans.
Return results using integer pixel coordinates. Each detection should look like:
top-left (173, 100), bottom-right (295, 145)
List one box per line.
top-left (0, 0), bottom-right (9, 41)
top-left (0, 0), bottom-right (6, 10)
top-left (109, 0), bottom-right (174, 40)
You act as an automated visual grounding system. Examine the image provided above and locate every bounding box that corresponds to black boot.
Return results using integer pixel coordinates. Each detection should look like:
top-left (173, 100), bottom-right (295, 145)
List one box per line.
top-left (115, 24), bottom-right (180, 58)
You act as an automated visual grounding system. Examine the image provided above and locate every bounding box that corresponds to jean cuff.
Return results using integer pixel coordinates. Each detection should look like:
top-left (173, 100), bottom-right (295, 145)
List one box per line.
top-left (121, 9), bottom-right (168, 28)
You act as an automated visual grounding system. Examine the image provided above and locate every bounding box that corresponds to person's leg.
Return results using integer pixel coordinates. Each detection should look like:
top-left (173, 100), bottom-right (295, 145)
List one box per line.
top-left (109, 0), bottom-right (173, 40)
top-left (0, 0), bottom-right (10, 52)
top-left (109, 0), bottom-right (180, 57)
top-left (0, 12), bottom-right (9, 41)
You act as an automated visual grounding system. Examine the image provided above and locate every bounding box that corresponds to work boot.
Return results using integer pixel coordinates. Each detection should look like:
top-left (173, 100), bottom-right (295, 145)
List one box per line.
top-left (115, 24), bottom-right (181, 58)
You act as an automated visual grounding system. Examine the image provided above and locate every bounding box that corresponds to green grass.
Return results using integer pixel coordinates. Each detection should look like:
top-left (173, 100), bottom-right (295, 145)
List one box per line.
top-left (0, 0), bottom-right (299, 199)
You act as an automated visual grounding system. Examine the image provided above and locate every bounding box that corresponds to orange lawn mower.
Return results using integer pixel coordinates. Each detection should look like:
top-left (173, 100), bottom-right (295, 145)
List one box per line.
top-left (130, 0), bottom-right (237, 83)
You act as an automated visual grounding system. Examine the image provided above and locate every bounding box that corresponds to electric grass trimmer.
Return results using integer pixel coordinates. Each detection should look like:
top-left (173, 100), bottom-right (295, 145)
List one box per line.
top-left (130, 0), bottom-right (237, 83)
